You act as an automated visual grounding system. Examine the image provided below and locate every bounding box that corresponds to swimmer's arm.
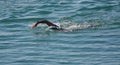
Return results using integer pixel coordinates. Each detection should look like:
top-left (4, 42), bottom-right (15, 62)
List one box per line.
top-left (31, 20), bottom-right (57, 28)
top-left (38, 20), bottom-right (56, 26)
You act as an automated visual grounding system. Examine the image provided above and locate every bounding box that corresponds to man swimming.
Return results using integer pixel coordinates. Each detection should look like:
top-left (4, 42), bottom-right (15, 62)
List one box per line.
top-left (32, 20), bottom-right (64, 30)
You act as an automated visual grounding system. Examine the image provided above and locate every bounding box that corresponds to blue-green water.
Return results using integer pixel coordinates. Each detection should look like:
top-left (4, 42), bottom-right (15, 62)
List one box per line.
top-left (0, 0), bottom-right (120, 65)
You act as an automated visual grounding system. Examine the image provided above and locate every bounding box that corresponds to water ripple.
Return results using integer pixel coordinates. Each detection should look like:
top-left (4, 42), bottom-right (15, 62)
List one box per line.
top-left (0, 0), bottom-right (120, 65)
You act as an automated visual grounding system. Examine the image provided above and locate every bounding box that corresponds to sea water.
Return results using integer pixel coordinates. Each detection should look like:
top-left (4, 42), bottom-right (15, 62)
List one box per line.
top-left (0, 0), bottom-right (120, 65)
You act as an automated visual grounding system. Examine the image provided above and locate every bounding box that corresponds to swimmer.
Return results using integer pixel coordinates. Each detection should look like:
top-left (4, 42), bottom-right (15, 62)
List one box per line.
top-left (32, 20), bottom-right (64, 30)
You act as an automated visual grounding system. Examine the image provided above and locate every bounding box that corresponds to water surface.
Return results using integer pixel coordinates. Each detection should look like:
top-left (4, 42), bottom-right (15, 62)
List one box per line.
top-left (0, 0), bottom-right (120, 65)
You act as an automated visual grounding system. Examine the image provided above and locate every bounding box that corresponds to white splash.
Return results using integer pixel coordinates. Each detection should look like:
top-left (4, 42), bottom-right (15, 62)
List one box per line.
top-left (55, 22), bottom-right (92, 31)
top-left (65, 24), bottom-right (91, 31)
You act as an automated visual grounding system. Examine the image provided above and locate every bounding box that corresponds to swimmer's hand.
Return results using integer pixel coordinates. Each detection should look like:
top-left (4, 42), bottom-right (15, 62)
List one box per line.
top-left (31, 22), bottom-right (37, 28)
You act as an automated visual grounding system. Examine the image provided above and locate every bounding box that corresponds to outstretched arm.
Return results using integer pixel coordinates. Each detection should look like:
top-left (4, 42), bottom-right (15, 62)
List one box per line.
top-left (31, 20), bottom-right (57, 28)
